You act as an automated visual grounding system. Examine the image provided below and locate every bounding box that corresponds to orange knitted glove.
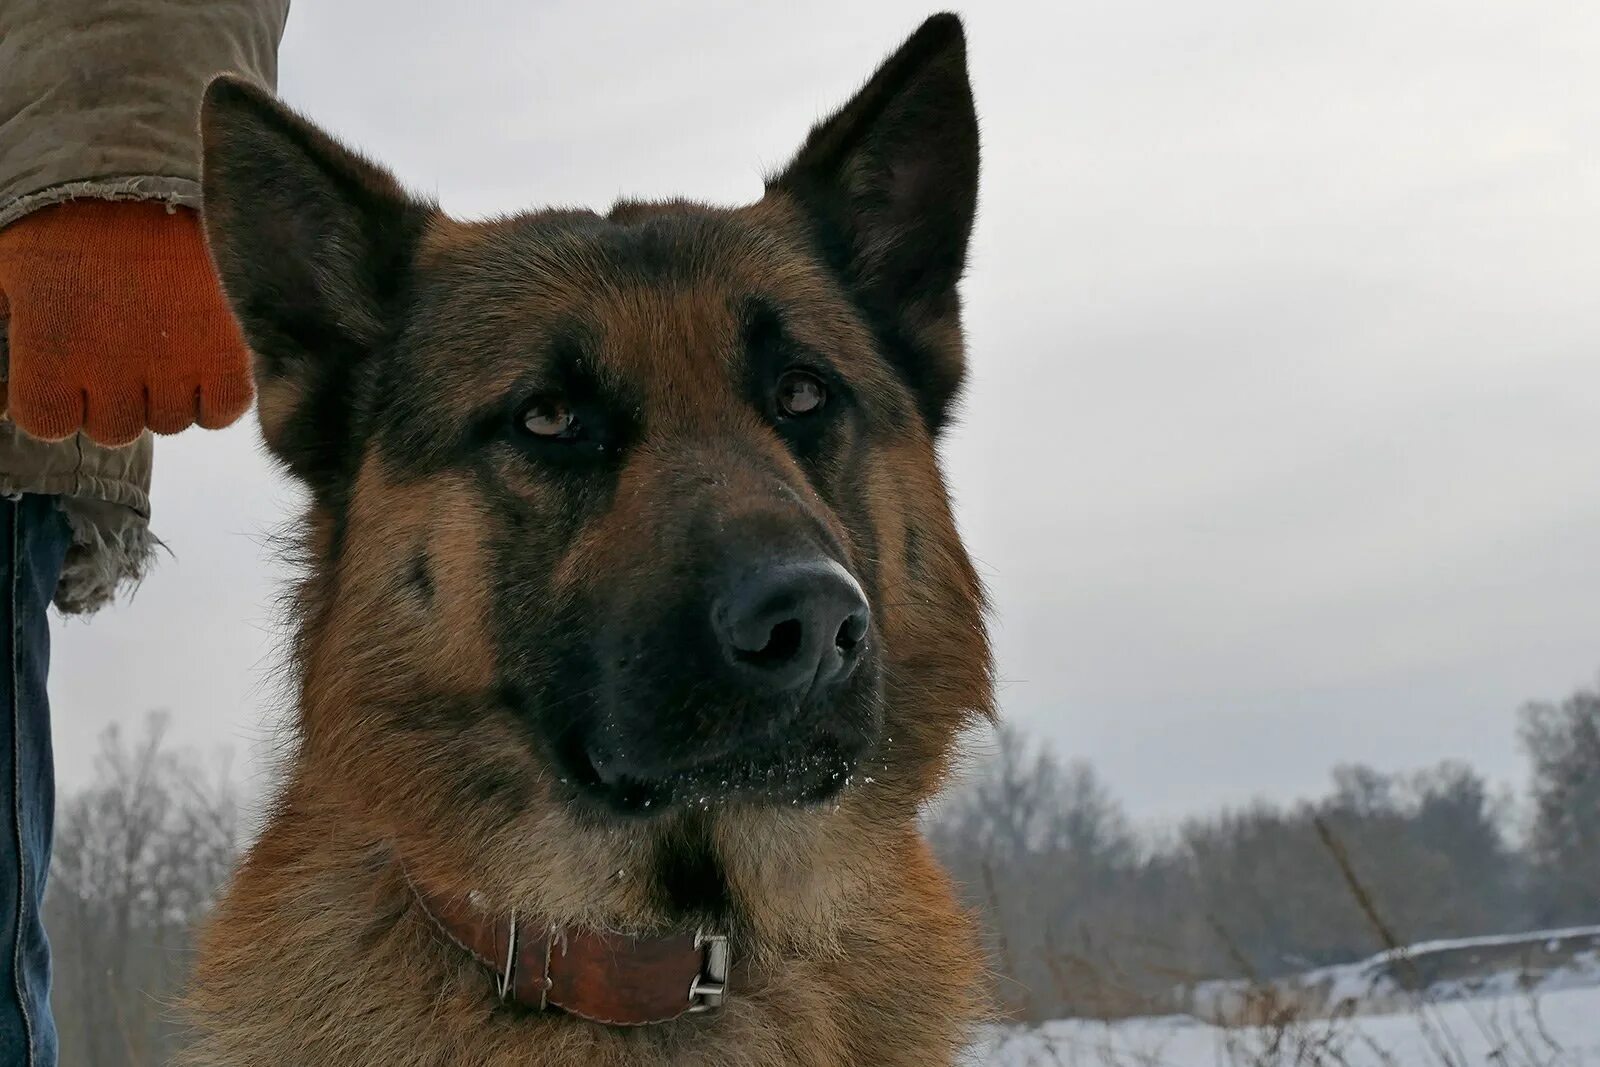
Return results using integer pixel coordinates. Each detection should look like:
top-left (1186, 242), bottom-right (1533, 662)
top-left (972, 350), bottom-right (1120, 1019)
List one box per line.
top-left (0, 200), bottom-right (253, 446)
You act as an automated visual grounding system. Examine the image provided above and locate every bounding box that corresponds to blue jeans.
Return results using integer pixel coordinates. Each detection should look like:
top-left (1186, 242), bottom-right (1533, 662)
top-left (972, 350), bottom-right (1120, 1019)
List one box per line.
top-left (0, 495), bottom-right (68, 1067)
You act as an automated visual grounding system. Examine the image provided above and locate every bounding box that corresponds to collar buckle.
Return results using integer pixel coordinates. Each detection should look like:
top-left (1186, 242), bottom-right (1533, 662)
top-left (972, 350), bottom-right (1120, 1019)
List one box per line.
top-left (686, 930), bottom-right (730, 1013)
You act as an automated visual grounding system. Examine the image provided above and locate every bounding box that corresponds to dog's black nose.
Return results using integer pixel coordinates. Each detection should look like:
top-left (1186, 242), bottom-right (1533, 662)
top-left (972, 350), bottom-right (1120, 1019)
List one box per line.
top-left (713, 557), bottom-right (870, 698)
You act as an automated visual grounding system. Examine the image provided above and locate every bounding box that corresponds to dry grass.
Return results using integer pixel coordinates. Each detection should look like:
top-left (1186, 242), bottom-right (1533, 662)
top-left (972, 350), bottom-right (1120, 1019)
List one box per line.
top-left (973, 821), bottom-right (1576, 1067)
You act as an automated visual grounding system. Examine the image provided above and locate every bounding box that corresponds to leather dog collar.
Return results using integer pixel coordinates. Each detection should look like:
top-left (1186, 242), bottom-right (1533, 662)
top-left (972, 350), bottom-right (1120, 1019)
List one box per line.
top-left (410, 878), bottom-right (733, 1026)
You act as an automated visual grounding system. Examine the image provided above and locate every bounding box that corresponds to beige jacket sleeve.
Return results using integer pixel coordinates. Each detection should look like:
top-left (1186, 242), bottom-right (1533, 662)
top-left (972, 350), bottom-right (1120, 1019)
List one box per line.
top-left (0, 0), bottom-right (289, 614)
top-left (0, 0), bottom-right (290, 229)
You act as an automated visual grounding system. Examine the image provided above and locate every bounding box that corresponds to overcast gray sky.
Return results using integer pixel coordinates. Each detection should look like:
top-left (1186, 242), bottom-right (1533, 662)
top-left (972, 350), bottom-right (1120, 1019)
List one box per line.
top-left (51, 0), bottom-right (1600, 822)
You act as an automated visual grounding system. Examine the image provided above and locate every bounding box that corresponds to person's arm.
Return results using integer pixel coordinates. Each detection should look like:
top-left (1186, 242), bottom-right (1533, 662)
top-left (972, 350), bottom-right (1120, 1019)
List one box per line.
top-left (0, 0), bottom-right (291, 445)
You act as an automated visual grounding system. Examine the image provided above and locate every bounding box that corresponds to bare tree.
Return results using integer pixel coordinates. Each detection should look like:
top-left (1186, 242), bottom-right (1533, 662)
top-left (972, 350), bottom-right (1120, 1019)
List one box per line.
top-left (1520, 682), bottom-right (1600, 926)
top-left (46, 714), bottom-right (240, 1067)
top-left (929, 725), bottom-right (1164, 1020)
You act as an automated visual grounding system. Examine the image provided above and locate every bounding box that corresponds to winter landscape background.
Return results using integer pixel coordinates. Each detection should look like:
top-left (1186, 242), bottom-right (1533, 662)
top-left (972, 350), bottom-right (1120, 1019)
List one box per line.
top-left (36, 2), bottom-right (1600, 1064)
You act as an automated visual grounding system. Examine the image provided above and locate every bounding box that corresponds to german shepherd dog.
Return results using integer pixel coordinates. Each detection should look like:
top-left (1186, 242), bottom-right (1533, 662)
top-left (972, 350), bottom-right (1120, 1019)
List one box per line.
top-left (187, 13), bottom-right (992, 1066)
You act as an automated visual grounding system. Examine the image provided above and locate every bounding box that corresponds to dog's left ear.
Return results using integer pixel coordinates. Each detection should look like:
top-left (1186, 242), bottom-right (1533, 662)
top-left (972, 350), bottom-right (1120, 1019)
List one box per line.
top-left (769, 13), bottom-right (979, 434)
top-left (200, 75), bottom-right (432, 499)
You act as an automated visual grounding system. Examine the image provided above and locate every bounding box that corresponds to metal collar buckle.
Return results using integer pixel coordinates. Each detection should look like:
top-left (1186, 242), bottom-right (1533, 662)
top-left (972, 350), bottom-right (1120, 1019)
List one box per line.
top-left (686, 930), bottom-right (730, 1013)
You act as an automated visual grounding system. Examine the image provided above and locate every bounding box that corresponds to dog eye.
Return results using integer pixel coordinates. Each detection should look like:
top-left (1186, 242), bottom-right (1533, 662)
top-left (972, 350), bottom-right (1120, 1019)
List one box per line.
top-left (776, 370), bottom-right (827, 418)
top-left (519, 397), bottom-right (579, 439)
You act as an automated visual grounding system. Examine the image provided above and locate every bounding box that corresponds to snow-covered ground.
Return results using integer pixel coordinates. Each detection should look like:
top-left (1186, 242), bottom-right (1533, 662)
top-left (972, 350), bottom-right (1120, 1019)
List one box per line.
top-left (973, 984), bottom-right (1600, 1066)
top-left (1188, 926), bottom-right (1600, 1023)
top-left (973, 928), bottom-right (1600, 1066)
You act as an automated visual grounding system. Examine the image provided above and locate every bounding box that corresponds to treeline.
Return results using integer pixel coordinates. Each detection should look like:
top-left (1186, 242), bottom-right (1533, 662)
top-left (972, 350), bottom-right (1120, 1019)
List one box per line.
top-left (927, 680), bottom-right (1600, 1021)
top-left (41, 681), bottom-right (1600, 1063)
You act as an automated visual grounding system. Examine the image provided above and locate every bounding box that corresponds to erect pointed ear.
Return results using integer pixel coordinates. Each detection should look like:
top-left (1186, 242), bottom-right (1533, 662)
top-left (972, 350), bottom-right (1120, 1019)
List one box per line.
top-left (769, 14), bottom-right (979, 434)
top-left (200, 75), bottom-right (432, 495)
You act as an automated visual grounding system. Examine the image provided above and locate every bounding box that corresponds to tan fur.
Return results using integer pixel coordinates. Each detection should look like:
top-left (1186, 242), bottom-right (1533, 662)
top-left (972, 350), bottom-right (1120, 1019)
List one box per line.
top-left (184, 255), bottom-right (990, 1066)
top-left (188, 17), bottom-right (992, 1064)
top-left (182, 252), bottom-right (992, 1062)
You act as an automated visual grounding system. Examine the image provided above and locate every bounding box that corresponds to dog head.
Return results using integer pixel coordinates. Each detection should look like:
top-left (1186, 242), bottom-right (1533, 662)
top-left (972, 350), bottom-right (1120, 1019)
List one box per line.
top-left (201, 16), bottom-right (991, 853)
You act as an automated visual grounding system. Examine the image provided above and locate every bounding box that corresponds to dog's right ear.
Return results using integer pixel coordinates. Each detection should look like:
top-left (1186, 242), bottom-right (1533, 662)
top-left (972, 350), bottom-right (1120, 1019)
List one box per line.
top-left (200, 75), bottom-right (431, 495)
